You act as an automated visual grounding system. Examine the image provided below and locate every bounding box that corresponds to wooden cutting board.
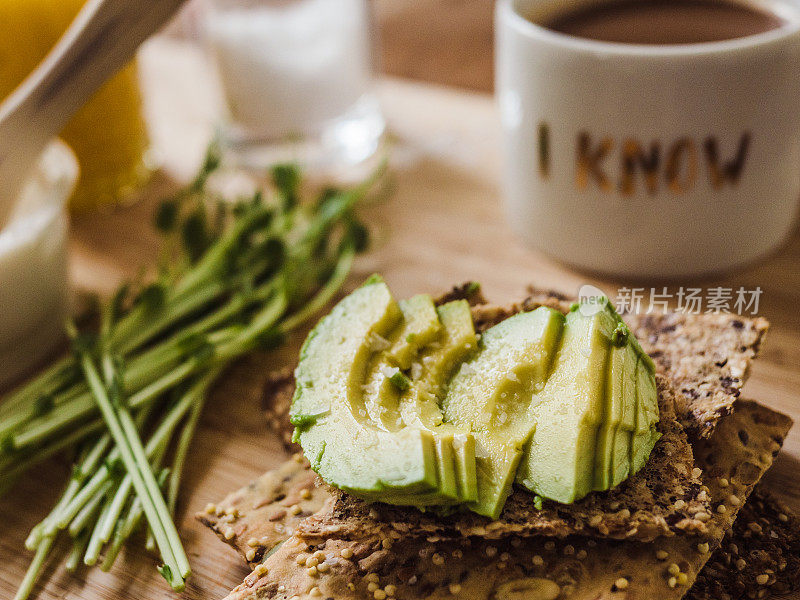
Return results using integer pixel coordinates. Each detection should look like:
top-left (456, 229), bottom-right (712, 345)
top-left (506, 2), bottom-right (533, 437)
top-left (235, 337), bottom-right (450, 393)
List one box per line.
top-left (1, 37), bottom-right (799, 600)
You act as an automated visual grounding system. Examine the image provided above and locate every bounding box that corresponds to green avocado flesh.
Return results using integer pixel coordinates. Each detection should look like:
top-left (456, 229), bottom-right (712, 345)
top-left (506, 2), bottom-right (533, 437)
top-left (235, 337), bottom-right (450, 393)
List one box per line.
top-left (442, 309), bottom-right (564, 517)
top-left (291, 278), bottom-right (659, 517)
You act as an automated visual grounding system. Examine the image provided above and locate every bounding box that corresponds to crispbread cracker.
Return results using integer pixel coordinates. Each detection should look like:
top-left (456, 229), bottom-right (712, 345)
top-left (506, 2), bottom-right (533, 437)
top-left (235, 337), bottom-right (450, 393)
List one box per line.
top-left (686, 487), bottom-right (800, 600)
top-left (195, 456), bottom-right (328, 567)
top-left (296, 375), bottom-right (707, 543)
top-left (207, 400), bottom-right (792, 600)
top-left (262, 367), bottom-right (297, 452)
top-left (433, 282), bottom-right (488, 307)
top-left (625, 311), bottom-right (769, 439)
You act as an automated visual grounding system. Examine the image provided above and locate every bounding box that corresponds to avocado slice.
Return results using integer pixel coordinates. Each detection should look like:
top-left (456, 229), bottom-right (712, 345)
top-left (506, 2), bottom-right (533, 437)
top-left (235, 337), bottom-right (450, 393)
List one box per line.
top-left (293, 283), bottom-right (662, 515)
top-left (517, 306), bottom-right (616, 504)
top-left (389, 294), bottom-right (442, 370)
top-left (357, 298), bottom-right (478, 506)
top-left (593, 343), bottom-right (625, 491)
top-left (452, 433), bottom-right (477, 502)
top-left (594, 336), bottom-right (640, 490)
top-left (609, 342), bottom-right (638, 487)
top-left (291, 280), bottom-right (440, 496)
top-left (362, 294), bottom-right (441, 432)
top-left (442, 308), bottom-right (565, 518)
top-left (630, 356), bottom-right (660, 476)
top-left (399, 300), bottom-right (480, 503)
top-left (399, 300), bottom-right (478, 429)
top-left (358, 434), bottom-right (463, 507)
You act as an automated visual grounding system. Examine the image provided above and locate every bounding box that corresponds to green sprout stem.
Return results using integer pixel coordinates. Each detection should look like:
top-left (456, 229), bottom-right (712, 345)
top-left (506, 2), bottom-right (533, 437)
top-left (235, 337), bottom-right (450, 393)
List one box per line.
top-left (13, 533), bottom-right (55, 600)
top-left (66, 528), bottom-right (91, 573)
top-left (78, 351), bottom-right (186, 589)
top-left (4, 151), bottom-right (381, 599)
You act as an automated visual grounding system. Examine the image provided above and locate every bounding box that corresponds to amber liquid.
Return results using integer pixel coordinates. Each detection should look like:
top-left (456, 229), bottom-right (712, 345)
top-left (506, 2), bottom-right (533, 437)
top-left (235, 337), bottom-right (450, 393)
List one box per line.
top-left (0, 0), bottom-right (151, 211)
top-left (545, 0), bottom-right (785, 45)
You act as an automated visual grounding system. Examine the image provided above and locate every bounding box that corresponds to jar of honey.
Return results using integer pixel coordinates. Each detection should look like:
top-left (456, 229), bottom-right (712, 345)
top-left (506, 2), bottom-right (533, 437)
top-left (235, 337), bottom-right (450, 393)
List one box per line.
top-left (0, 0), bottom-right (152, 212)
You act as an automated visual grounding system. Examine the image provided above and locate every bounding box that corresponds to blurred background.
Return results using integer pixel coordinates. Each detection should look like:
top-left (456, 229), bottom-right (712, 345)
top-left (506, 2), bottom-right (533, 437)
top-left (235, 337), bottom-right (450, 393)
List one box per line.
top-left (175, 0), bottom-right (495, 92)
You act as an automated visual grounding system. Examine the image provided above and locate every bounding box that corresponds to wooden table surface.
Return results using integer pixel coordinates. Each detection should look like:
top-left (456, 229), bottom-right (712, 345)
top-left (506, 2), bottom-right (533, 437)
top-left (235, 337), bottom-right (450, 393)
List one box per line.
top-left (2, 37), bottom-right (799, 600)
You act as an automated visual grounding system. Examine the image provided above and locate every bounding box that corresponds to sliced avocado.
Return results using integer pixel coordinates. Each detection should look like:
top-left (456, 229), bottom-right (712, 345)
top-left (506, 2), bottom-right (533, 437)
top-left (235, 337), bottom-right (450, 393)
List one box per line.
top-left (594, 335), bottom-right (640, 490)
top-left (291, 280), bottom-right (440, 496)
top-left (517, 306), bottom-right (616, 504)
top-left (593, 343), bottom-right (625, 491)
top-left (434, 434), bottom-right (459, 501)
top-left (359, 298), bottom-right (478, 505)
top-left (398, 299), bottom-right (480, 502)
top-left (366, 436), bottom-right (463, 506)
top-left (294, 283), bottom-right (662, 515)
top-left (452, 433), bottom-right (478, 502)
top-left (630, 356), bottom-right (660, 475)
top-left (609, 342), bottom-right (638, 487)
top-left (443, 308), bottom-right (564, 518)
top-left (399, 300), bottom-right (479, 430)
top-left (358, 435), bottom-right (463, 507)
top-left (389, 295), bottom-right (441, 369)
top-left (363, 294), bottom-right (441, 432)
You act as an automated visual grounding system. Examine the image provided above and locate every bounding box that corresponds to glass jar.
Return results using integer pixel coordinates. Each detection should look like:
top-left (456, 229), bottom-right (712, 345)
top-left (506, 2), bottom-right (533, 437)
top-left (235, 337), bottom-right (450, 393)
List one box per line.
top-left (0, 0), bottom-right (152, 212)
top-left (203, 0), bottom-right (385, 170)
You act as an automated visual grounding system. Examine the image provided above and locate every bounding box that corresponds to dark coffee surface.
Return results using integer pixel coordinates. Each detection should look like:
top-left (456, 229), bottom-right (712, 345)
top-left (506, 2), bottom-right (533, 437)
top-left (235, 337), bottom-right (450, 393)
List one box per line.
top-left (545, 0), bottom-right (784, 44)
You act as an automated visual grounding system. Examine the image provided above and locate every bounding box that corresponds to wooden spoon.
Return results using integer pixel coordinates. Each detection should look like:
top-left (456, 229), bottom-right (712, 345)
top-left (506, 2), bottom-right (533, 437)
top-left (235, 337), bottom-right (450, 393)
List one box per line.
top-left (0, 0), bottom-right (188, 227)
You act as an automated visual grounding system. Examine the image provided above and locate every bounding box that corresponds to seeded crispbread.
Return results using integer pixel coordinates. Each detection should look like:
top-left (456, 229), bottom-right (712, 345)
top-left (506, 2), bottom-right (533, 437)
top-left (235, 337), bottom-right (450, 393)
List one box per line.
top-left (207, 399), bottom-right (793, 600)
top-left (686, 487), bottom-right (800, 600)
top-left (433, 282), bottom-right (488, 307)
top-left (262, 367), bottom-right (297, 453)
top-left (257, 285), bottom-right (770, 547)
top-left (196, 455), bottom-right (329, 567)
top-left (296, 374), bottom-right (706, 543)
top-left (624, 311), bottom-right (769, 440)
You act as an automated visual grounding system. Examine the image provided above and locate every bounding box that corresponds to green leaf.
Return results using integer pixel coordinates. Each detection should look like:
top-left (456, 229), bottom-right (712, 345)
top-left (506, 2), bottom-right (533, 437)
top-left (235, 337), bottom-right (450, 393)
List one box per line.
top-left (611, 323), bottom-right (630, 347)
top-left (0, 434), bottom-right (15, 455)
top-left (315, 187), bottom-right (338, 210)
top-left (111, 283), bottom-right (132, 322)
top-left (262, 237), bottom-right (284, 268)
top-left (362, 274), bottom-right (384, 286)
top-left (271, 164), bottom-right (300, 211)
top-left (189, 141), bottom-right (222, 194)
top-left (158, 564), bottom-right (174, 585)
top-left (155, 199), bottom-right (179, 233)
top-left (256, 329), bottom-right (286, 351)
top-left (289, 411), bottom-right (328, 429)
top-left (345, 220), bottom-right (369, 253)
top-left (181, 211), bottom-right (210, 262)
top-left (137, 283), bottom-right (167, 313)
top-left (70, 332), bottom-right (97, 356)
top-left (388, 371), bottom-right (411, 392)
top-left (465, 281), bottom-right (481, 297)
top-left (194, 342), bottom-right (216, 366)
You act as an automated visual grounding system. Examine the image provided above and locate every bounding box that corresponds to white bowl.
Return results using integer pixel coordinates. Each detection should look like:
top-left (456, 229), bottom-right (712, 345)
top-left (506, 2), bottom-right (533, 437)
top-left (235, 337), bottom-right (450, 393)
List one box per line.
top-left (0, 140), bottom-right (78, 389)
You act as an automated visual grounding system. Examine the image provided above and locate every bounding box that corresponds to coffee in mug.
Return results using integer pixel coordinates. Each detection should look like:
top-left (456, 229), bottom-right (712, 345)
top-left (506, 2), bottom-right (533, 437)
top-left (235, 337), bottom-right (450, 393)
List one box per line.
top-left (545, 0), bottom-right (784, 45)
top-left (496, 0), bottom-right (800, 278)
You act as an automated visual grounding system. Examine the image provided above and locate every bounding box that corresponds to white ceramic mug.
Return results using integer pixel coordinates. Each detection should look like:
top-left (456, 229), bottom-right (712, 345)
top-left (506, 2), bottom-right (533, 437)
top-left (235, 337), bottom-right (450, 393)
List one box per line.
top-left (496, 0), bottom-right (800, 278)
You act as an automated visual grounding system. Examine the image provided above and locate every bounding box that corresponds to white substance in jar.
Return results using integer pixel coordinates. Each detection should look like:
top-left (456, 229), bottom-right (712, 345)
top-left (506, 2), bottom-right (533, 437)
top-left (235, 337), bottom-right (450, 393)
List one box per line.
top-left (0, 141), bottom-right (77, 388)
top-left (205, 0), bottom-right (373, 139)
